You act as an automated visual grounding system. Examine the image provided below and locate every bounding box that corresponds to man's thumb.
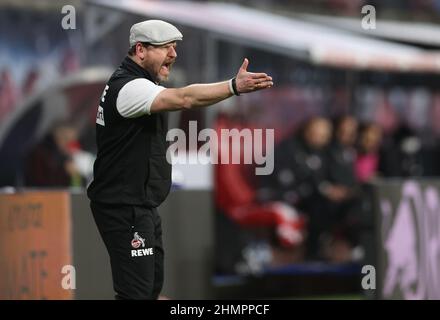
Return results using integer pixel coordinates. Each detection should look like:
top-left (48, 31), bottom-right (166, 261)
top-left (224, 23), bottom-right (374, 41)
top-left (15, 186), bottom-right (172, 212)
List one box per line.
top-left (240, 58), bottom-right (249, 71)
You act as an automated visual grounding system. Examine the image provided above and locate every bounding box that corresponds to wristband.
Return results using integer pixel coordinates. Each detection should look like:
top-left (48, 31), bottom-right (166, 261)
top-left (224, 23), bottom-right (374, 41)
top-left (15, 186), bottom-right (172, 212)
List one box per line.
top-left (231, 77), bottom-right (240, 96)
top-left (228, 79), bottom-right (235, 95)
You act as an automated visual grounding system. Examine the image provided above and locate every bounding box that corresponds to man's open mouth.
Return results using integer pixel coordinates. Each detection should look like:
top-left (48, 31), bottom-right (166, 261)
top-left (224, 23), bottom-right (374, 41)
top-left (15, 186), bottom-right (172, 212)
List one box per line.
top-left (161, 62), bottom-right (173, 72)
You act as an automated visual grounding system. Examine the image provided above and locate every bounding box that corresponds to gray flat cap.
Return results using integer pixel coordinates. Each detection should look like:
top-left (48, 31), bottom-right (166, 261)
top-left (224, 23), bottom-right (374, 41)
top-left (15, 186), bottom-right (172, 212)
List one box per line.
top-left (129, 20), bottom-right (183, 46)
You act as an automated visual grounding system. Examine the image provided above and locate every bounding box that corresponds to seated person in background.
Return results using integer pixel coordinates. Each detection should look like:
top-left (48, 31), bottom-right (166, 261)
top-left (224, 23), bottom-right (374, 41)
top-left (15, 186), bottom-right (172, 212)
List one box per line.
top-left (355, 122), bottom-right (383, 183)
top-left (260, 116), bottom-right (335, 260)
top-left (324, 115), bottom-right (362, 262)
top-left (24, 121), bottom-right (84, 187)
top-left (327, 115), bottom-right (358, 201)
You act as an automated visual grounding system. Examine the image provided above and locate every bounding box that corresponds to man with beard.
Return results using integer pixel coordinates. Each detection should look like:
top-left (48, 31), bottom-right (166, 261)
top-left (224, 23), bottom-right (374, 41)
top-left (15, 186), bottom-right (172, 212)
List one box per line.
top-left (87, 20), bottom-right (273, 299)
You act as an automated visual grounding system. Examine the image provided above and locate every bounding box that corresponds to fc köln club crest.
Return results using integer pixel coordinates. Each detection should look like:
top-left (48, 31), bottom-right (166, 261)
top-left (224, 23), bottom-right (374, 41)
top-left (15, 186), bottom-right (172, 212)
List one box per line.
top-left (131, 232), bottom-right (145, 249)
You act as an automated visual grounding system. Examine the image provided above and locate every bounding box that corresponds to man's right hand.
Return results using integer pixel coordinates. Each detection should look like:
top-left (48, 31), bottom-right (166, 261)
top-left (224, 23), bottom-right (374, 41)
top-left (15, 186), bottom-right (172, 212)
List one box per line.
top-left (234, 58), bottom-right (273, 94)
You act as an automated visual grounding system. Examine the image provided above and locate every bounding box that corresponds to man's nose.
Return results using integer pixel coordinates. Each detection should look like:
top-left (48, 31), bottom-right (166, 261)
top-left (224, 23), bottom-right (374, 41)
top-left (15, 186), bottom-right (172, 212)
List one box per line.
top-left (169, 46), bottom-right (177, 58)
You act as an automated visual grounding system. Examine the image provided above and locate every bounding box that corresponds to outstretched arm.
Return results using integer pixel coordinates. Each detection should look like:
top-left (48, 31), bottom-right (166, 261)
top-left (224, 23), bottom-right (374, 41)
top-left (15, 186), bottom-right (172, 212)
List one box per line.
top-left (150, 58), bottom-right (273, 113)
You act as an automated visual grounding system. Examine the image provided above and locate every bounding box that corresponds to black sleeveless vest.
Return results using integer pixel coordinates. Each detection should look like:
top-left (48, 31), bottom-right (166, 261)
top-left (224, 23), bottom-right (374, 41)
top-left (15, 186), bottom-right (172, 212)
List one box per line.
top-left (87, 57), bottom-right (171, 207)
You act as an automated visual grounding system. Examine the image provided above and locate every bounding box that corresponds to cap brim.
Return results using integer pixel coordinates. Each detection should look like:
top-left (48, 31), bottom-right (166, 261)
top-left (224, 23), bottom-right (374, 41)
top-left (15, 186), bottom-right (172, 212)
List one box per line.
top-left (149, 37), bottom-right (183, 46)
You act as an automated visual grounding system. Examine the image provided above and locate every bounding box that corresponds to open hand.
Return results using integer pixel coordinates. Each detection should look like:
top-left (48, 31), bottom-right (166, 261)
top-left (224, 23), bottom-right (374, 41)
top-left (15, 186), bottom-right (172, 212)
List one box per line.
top-left (235, 58), bottom-right (273, 94)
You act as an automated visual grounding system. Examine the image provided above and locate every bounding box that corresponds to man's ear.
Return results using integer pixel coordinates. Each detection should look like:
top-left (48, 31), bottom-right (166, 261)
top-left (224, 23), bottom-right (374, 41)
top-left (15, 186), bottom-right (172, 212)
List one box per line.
top-left (137, 43), bottom-right (145, 60)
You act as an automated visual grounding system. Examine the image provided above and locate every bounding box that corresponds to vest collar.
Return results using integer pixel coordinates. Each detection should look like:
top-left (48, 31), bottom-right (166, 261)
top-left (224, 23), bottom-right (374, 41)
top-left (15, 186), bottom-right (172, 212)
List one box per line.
top-left (121, 56), bottom-right (156, 83)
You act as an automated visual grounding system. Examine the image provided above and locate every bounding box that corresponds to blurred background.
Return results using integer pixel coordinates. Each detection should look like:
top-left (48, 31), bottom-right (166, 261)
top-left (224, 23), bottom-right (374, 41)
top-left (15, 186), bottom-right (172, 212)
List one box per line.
top-left (1, 0), bottom-right (440, 300)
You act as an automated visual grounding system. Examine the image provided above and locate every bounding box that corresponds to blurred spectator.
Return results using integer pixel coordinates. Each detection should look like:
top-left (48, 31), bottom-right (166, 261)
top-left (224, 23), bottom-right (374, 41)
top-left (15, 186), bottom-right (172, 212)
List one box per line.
top-left (324, 115), bottom-right (363, 263)
top-left (262, 116), bottom-right (370, 262)
top-left (262, 117), bottom-right (334, 260)
top-left (355, 123), bottom-right (383, 183)
top-left (327, 115), bottom-right (359, 200)
top-left (262, 117), bottom-right (332, 205)
top-left (24, 121), bottom-right (89, 187)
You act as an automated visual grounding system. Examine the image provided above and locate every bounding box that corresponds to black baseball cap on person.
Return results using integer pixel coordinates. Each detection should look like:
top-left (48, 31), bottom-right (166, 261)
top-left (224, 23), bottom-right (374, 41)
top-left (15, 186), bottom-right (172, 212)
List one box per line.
top-left (129, 20), bottom-right (183, 46)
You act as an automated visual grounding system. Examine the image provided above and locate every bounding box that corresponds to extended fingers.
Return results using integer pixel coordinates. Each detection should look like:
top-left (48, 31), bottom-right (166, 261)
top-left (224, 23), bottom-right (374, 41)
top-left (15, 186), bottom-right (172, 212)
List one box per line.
top-left (254, 76), bottom-right (273, 84)
top-left (254, 80), bottom-right (274, 90)
top-left (249, 72), bottom-right (271, 80)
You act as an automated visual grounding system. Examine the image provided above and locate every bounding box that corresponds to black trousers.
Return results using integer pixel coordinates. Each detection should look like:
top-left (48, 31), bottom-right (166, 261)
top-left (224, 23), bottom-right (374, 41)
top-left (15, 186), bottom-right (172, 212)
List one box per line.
top-left (90, 201), bottom-right (164, 300)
